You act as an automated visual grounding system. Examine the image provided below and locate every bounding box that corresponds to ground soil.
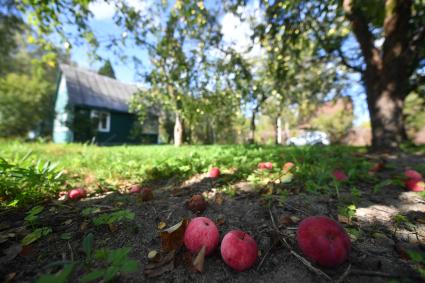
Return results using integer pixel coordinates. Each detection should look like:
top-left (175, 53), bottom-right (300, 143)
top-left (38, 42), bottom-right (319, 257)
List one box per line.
top-left (1, 152), bottom-right (424, 282)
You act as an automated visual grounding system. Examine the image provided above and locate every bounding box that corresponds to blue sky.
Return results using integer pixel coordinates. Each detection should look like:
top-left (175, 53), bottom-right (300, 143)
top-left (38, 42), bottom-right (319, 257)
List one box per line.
top-left (68, 0), bottom-right (370, 126)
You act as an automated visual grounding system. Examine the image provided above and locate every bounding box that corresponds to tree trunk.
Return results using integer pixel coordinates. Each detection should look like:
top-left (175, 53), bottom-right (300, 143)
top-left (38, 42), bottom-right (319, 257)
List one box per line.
top-left (174, 111), bottom-right (183, 147)
top-left (275, 116), bottom-right (282, 145)
top-left (248, 110), bottom-right (256, 144)
top-left (365, 77), bottom-right (408, 150)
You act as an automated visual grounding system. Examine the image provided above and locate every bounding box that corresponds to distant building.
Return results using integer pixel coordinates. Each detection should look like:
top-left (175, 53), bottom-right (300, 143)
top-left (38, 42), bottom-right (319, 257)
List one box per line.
top-left (52, 64), bottom-right (158, 145)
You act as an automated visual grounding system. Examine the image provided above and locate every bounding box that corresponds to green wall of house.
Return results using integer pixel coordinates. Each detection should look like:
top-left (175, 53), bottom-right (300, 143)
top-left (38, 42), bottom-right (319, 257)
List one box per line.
top-left (73, 106), bottom-right (158, 145)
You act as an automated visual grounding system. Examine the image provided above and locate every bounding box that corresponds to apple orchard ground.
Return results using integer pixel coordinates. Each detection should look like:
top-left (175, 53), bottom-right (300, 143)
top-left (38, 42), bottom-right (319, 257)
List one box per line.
top-left (0, 142), bottom-right (424, 282)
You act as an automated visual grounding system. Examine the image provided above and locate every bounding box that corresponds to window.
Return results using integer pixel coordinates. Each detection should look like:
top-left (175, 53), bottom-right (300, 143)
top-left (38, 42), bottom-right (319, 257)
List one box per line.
top-left (91, 110), bottom-right (111, 132)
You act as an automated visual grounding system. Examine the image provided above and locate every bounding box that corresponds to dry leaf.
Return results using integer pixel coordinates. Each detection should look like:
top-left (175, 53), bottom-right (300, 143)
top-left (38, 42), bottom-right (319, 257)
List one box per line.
top-left (148, 250), bottom-right (160, 262)
top-left (186, 195), bottom-right (207, 213)
top-left (278, 215), bottom-right (294, 226)
top-left (160, 219), bottom-right (189, 252)
top-left (214, 193), bottom-right (224, 205)
top-left (80, 221), bottom-right (89, 231)
top-left (216, 218), bottom-right (225, 226)
top-left (108, 223), bottom-right (118, 233)
top-left (19, 245), bottom-right (32, 257)
top-left (3, 272), bottom-right (16, 283)
top-left (337, 215), bottom-right (351, 225)
top-left (192, 246), bottom-right (206, 273)
top-left (144, 250), bottom-right (175, 278)
top-left (157, 222), bottom-right (167, 230)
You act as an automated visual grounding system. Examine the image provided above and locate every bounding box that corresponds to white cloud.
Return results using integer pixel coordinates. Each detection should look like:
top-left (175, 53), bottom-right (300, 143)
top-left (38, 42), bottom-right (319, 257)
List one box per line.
top-left (220, 0), bottom-right (265, 59)
top-left (89, 0), bottom-right (148, 21)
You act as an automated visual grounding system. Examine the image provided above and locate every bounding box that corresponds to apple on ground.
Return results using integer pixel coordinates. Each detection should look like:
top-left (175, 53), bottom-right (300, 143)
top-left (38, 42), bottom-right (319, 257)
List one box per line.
top-left (332, 169), bottom-right (348, 182)
top-left (405, 179), bottom-right (425, 192)
top-left (140, 188), bottom-right (154, 201)
top-left (221, 230), bottom-right (258, 272)
top-left (297, 216), bottom-right (351, 267)
top-left (129, 184), bottom-right (142, 194)
top-left (187, 194), bottom-right (208, 213)
top-left (68, 188), bottom-right (86, 200)
top-left (404, 169), bottom-right (423, 181)
top-left (184, 217), bottom-right (219, 256)
top-left (209, 167), bottom-right (221, 178)
top-left (258, 162), bottom-right (273, 170)
top-left (283, 162), bottom-right (295, 172)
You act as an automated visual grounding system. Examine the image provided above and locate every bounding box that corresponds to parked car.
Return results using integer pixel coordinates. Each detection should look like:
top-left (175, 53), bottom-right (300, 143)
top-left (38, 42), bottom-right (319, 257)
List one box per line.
top-left (286, 131), bottom-right (330, 146)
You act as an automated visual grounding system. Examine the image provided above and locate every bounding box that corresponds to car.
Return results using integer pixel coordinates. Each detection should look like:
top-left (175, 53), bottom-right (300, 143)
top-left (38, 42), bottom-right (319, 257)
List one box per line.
top-left (286, 131), bottom-right (330, 146)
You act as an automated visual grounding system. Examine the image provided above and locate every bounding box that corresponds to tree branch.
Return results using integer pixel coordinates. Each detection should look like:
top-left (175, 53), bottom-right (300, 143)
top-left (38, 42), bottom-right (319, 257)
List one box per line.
top-left (336, 47), bottom-right (363, 73)
top-left (343, 0), bottom-right (382, 72)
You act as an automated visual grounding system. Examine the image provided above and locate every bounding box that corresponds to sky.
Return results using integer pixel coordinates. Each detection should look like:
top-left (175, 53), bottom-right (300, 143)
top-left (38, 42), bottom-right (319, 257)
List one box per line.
top-left (68, 0), bottom-right (370, 126)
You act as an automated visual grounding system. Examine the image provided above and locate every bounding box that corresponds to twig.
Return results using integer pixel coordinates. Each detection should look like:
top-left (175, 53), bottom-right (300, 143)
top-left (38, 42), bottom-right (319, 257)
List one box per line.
top-left (268, 208), bottom-right (332, 281)
top-left (256, 242), bottom-right (275, 271)
top-left (67, 241), bottom-right (74, 262)
top-left (335, 264), bottom-right (351, 283)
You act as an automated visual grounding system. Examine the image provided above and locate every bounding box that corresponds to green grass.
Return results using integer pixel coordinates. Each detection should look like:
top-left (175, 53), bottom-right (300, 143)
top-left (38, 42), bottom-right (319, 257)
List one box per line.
top-left (0, 141), bottom-right (381, 207)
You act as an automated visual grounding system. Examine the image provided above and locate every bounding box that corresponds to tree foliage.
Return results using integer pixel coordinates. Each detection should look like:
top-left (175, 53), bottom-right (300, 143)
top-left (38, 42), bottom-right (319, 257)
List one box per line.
top-left (98, 60), bottom-right (116, 79)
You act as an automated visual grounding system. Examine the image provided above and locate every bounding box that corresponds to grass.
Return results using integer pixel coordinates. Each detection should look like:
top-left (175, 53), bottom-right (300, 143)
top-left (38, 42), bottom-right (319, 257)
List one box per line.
top-left (1, 140), bottom-right (422, 207)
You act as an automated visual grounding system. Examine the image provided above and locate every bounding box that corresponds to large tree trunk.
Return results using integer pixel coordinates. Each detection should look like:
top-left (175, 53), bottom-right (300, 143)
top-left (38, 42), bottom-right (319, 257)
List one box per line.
top-left (174, 111), bottom-right (183, 147)
top-left (365, 76), bottom-right (408, 150)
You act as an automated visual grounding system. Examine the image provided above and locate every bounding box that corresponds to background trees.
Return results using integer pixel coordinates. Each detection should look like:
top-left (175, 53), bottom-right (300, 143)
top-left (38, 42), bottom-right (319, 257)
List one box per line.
top-left (0, 0), bottom-right (423, 148)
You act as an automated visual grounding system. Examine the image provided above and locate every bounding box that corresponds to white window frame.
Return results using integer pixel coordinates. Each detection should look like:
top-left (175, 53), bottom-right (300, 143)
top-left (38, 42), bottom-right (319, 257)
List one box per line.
top-left (90, 110), bottom-right (111, 133)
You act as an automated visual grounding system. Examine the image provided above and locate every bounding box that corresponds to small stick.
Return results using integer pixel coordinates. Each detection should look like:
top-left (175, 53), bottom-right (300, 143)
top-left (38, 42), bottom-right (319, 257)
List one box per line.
top-left (67, 241), bottom-right (74, 262)
top-left (256, 242), bottom-right (275, 271)
top-left (335, 264), bottom-right (351, 283)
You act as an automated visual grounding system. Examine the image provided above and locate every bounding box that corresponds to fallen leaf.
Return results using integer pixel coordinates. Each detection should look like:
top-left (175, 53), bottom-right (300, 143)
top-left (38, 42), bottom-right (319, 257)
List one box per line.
top-left (160, 219), bottom-right (189, 252)
top-left (64, 219), bottom-right (73, 225)
top-left (215, 218), bottom-right (225, 226)
top-left (19, 245), bottom-right (33, 257)
top-left (157, 221), bottom-right (167, 230)
top-left (148, 250), bottom-right (160, 262)
top-left (214, 193), bottom-right (224, 205)
top-left (144, 250), bottom-right (175, 278)
top-left (108, 223), bottom-right (118, 233)
top-left (337, 215), bottom-right (351, 225)
top-left (192, 246), bottom-right (206, 273)
top-left (0, 243), bottom-right (22, 264)
top-left (80, 221), bottom-right (89, 231)
top-left (278, 215), bottom-right (294, 226)
top-left (60, 233), bottom-right (72, 240)
top-left (3, 272), bottom-right (16, 283)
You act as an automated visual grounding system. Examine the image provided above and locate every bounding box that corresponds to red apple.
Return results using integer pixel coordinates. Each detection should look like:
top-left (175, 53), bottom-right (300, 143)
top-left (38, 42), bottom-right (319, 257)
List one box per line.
top-left (404, 169), bottom-right (423, 181)
top-left (258, 162), bottom-right (273, 170)
top-left (68, 188), bottom-right (86, 200)
top-left (140, 188), bottom-right (153, 201)
top-left (209, 167), bottom-right (221, 178)
top-left (187, 194), bottom-right (208, 213)
top-left (221, 230), bottom-right (258, 272)
top-left (332, 170), bottom-right (348, 182)
top-left (184, 217), bottom-right (219, 256)
top-left (129, 184), bottom-right (142, 194)
top-left (297, 216), bottom-right (351, 267)
top-left (405, 179), bottom-right (425, 192)
top-left (283, 162), bottom-right (295, 172)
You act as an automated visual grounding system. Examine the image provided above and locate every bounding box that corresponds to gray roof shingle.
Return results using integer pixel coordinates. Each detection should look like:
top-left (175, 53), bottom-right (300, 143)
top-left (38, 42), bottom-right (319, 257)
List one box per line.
top-left (60, 64), bottom-right (139, 113)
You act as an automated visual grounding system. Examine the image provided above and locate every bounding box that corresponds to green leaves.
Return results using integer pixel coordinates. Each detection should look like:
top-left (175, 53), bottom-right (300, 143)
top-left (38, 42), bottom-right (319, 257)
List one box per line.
top-left (36, 263), bottom-right (75, 283)
top-left (83, 233), bottom-right (94, 259)
top-left (92, 210), bottom-right (135, 226)
top-left (21, 227), bottom-right (52, 246)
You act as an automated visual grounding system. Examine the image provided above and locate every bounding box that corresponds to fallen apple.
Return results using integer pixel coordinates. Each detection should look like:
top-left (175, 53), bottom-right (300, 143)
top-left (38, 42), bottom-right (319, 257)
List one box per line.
top-left (258, 162), bottom-right (273, 170)
top-left (187, 194), bottom-right (208, 213)
top-left (129, 184), bottom-right (142, 194)
top-left (140, 188), bottom-right (154, 201)
top-left (332, 169), bottom-right (348, 182)
top-left (405, 179), bottom-right (425, 192)
top-left (68, 188), bottom-right (86, 200)
top-left (283, 162), bottom-right (295, 172)
top-left (221, 230), bottom-right (258, 272)
top-left (209, 167), bottom-right (221, 178)
top-left (404, 169), bottom-right (423, 181)
top-left (184, 217), bottom-right (219, 256)
top-left (297, 216), bottom-right (351, 267)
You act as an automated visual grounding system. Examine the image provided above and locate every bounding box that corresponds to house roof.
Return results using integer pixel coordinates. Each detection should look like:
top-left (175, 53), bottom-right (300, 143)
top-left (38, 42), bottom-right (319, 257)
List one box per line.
top-left (60, 64), bottom-right (139, 113)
